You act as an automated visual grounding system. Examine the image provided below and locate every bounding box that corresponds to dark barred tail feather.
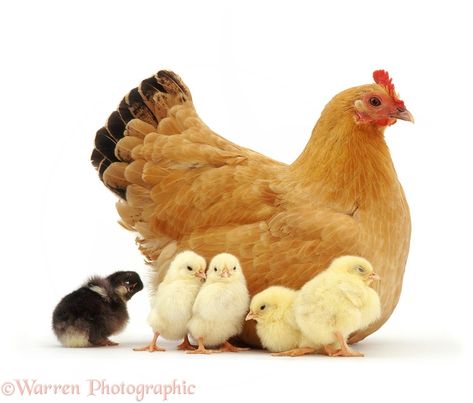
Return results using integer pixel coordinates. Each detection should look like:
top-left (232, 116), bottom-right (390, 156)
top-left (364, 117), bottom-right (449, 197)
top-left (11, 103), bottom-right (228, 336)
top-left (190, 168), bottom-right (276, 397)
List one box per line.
top-left (91, 70), bottom-right (192, 198)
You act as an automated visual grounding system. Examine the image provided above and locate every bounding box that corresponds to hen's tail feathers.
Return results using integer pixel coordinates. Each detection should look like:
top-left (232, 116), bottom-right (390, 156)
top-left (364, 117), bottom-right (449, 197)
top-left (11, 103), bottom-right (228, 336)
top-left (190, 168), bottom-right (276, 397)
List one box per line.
top-left (91, 70), bottom-right (192, 198)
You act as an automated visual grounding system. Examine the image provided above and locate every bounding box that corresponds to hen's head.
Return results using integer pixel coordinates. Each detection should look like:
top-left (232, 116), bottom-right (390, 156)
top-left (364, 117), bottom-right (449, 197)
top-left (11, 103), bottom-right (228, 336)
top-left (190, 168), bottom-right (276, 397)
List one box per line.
top-left (335, 70), bottom-right (414, 127)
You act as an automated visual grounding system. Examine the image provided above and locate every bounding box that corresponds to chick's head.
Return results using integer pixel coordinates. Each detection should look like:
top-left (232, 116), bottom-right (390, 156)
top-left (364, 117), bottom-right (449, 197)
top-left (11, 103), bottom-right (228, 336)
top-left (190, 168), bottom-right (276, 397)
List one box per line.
top-left (107, 271), bottom-right (144, 300)
top-left (246, 286), bottom-right (295, 323)
top-left (328, 256), bottom-right (380, 285)
top-left (166, 251), bottom-right (207, 282)
top-left (206, 253), bottom-right (246, 284)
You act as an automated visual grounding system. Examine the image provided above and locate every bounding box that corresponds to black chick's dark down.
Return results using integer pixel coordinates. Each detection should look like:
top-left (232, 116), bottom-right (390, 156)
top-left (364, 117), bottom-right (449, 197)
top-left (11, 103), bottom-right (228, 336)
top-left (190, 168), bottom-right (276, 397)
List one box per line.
top-left (52, 271), bottom-right (143, 347)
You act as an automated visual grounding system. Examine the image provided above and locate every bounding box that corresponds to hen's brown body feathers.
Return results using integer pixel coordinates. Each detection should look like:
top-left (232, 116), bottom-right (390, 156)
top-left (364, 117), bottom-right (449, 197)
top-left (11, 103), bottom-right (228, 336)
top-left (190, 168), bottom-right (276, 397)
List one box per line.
top-left (92, 71), bottom-right (410, 346)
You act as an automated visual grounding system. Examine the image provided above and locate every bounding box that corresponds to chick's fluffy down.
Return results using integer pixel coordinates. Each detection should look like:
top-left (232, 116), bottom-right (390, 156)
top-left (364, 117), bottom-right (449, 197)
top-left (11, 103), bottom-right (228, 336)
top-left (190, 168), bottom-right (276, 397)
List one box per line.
top-left (148, 251), bottom-right (206, 340)
top-left (295, 256), bottom-right (381, 347)
top-left (188, 253), bottom-right (250, 347)
top-left (250, 286), bottom-right (301, 353)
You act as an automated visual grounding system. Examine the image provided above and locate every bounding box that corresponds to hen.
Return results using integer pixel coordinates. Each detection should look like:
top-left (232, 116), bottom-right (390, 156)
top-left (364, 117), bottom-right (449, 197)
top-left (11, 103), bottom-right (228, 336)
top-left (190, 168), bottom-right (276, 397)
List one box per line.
top-left (91, 69), bottom-right (412, 346)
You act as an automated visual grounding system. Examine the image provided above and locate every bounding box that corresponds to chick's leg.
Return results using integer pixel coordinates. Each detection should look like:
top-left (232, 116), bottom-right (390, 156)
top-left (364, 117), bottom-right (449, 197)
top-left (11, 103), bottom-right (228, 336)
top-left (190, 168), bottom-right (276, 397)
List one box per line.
top-left (186, 337), bottom-right (220, 354)
top-left (331, 332), bottom-right (364, 357)
top-left (272, 347), bottom-right (316, 357)
top-left (218, 341), bottom-right (250, 353)
top-left (133, 332), bottom-right (166, 352)
top-left (177, 335), bottom-right (196, 351)
top-left (91, 338), bottom-right (119, 347)
top-left (323, 344), bottom-right (339, 356)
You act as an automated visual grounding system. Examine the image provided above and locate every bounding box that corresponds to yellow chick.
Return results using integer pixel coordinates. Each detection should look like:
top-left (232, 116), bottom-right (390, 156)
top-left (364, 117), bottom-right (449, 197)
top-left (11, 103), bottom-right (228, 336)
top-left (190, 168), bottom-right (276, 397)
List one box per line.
top-left (246, 286), bottom-right (301, 353)
top-left (187, 253), bottom-right (250, 354)
top-left (134, 250), bottom-right (206, 352)
top-left (289, 256), bottom-right (381, 357)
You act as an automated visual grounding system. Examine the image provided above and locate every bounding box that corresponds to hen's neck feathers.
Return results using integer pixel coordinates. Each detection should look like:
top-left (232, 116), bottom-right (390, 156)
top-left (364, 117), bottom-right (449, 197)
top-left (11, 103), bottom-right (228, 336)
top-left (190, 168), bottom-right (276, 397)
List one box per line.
top-left (291, 95), bottom-right (400, 208)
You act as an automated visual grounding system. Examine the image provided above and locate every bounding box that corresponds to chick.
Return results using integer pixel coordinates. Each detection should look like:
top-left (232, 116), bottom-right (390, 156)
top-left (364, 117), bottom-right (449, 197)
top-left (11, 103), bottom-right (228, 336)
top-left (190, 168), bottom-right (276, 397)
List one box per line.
top-left (134, 251), bottom-right (206, 352)
top-left (52, 271), bottom-right (143, 347)
top-left (187, 253), bottom-right (250, 354)
top-left (289, 256), bottom-right (381, 357)
top-left (246, 286), bottom-right (301, 353)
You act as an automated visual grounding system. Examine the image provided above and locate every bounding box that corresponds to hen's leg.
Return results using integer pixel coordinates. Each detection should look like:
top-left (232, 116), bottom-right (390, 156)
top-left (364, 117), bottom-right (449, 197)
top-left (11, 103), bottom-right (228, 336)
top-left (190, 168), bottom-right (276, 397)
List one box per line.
top-left (133, 332), bottom-right (165, 352)
top-left (186, 337), bottom-right (220, 354)
top-left (331, 332), bottom-right (363, 357)
top-left (177, 335), bottom-right (196, 351)
top-left (272, 347), bottom-right (316, 357)
top-left (218, 341), bottom-right (250, 353)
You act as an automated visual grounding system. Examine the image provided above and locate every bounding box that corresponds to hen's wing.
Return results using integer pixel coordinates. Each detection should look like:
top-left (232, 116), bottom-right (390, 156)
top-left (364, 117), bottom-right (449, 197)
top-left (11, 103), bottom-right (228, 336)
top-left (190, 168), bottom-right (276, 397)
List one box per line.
top-left (92, 71), bottom-right (363, 346)
top-left (91, 71), bottom-right (284, 260)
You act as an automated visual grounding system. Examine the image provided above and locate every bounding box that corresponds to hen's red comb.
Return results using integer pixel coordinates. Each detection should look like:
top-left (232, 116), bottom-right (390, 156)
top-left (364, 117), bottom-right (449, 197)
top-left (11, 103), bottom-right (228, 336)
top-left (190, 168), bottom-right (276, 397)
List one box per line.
top-left (373, 70), bottom-right (405, 108)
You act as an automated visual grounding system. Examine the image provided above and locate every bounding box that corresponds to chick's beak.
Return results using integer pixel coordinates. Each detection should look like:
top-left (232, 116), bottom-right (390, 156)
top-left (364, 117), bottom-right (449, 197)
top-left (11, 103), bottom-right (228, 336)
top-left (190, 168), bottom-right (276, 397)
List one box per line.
top-left (220, 267), bottom-right (231, 278)
top-left (392, 108), bottom-right (414, 123)
top-left (369, 272), bottom-right (381, 281)
top-left (195, 269), bottom-right (206, 279)
top-left (245, 311), bottom-right (256, 321)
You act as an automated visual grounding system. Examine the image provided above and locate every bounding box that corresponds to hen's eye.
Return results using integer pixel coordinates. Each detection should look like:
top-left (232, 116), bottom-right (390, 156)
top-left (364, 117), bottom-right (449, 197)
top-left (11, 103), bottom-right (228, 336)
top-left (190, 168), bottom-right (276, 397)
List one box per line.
top-left (369, 97), bottom-right (381, 107)
top-left (260, 305), bottom-right (266, 310)
top-left (214, 267), bottom-right (217, 272)
top-left (187, 266), bottom-right (193, 271)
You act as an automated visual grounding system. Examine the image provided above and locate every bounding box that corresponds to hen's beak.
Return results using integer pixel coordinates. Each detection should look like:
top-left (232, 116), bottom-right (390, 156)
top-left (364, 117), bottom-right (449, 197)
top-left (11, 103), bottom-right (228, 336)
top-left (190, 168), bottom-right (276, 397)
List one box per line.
top-left (392, 108), bottom-right (414, 123)
top-left (369, 272), bottom-right (381, 281)
top-left (195, 269), bottom-right (206, 279)
top-left (220, 267), bottom-right (231, 278)
top-left (245, 311), bottom-right (256, 321)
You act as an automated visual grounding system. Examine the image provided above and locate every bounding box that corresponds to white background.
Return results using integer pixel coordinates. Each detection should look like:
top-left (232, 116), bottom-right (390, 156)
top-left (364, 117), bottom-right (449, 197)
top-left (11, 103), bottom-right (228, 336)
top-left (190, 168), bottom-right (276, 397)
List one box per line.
top-left (1, 0), bottom-right (471, 402)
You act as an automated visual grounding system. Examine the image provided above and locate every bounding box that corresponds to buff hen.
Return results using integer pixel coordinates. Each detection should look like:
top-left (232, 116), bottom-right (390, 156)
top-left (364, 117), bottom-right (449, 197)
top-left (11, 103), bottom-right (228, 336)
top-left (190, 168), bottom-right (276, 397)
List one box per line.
top-left (91, 69), bottom-right (412, 347)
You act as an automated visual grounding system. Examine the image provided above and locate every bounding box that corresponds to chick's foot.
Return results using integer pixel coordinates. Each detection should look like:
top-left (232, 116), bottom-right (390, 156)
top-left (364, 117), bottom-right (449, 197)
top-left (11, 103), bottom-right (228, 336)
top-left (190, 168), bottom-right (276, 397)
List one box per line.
top-left (133, 345), bottom-right (166, 352)
top-left (218, 341), bottom-right (250, 353)
top-left (272, 347), bottom-right (316, 357)
top-left (133, 332), bottom-right (166, 352)
top-left (93, 338), bottom-right (119, 347)
top-left (177, 335), bottom-right (196, 351)
top-left (186, 337), bottom-right (221, 354)
top-left (332, 332), bottom-right (364, 357)
top-left (323, 344), bottom-right (339, 356)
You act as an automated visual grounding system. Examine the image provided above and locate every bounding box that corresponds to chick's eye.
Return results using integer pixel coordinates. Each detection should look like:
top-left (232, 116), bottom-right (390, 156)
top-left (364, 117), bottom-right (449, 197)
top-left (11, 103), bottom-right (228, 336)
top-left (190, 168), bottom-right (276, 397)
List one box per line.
top-left (124, 281), bottom-right (130, 285)
top-left (233, 266), bottom-right (236, 271)
top-left (187, 266), bottom-right (193, 271)
top-left (369, 97), bottom-right (381, 107)
top-left (260, 305), bottom-right (266, 310)
top-left (357, 266), bottom-right (365, 273)
top-left (214, 267), bottom-right (217, 272)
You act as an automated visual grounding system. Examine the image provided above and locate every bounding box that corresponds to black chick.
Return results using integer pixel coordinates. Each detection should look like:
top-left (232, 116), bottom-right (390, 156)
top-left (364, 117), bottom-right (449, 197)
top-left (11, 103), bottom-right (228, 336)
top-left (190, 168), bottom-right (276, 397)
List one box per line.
top-left (52, 271), bottom-right (143, 347)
